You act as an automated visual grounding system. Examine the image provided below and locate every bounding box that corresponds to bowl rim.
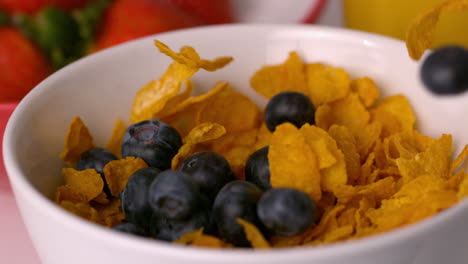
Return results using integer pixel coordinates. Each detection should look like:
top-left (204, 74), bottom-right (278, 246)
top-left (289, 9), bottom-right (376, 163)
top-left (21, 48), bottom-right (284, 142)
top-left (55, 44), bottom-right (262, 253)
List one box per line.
top-left (4, 23), bottom-right (468, 260)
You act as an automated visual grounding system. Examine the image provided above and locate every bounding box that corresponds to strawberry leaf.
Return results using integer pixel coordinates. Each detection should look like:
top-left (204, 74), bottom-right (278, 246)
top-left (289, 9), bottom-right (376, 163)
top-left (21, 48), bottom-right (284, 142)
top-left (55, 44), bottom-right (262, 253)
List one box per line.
top-left (0, 11), bottom-right (9, 26)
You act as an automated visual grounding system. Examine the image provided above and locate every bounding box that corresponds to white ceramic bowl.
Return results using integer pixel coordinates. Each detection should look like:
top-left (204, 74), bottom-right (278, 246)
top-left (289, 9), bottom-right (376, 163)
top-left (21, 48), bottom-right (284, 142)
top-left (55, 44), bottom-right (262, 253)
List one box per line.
top-left (4, 25), bottom-right (468, 264)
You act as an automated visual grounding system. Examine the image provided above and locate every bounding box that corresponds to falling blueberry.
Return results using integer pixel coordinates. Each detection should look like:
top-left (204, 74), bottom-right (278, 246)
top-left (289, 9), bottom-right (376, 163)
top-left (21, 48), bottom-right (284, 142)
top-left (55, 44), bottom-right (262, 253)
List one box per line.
top-left (421, 45), bottom-right (468, 95)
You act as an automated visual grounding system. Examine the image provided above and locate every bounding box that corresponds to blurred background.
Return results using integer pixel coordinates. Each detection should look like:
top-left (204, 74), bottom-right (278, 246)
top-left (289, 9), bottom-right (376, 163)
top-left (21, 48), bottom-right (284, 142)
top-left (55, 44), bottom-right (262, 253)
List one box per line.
top-left (1, 0), bottom-right (467, 104)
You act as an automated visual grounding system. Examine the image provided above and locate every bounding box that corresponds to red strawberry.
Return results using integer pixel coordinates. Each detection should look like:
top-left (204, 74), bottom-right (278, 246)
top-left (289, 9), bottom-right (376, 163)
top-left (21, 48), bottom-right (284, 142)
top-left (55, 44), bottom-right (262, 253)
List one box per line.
top-left (93, 0), bottom-right (203, 51)
top-left (0, 27), bottom-right (51, 102)
top-left (0, 0), bottom-right (90, 14)
top-left (167, 0), bottom-right (234, 24)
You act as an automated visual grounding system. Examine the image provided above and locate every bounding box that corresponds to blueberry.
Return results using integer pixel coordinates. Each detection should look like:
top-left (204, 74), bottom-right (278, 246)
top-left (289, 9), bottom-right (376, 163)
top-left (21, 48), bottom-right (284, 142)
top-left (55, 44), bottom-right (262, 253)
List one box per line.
top-left (120, 167), bottom-right (161, 230)
top-left (148, 170), bottom-right (201, 220)
top-left (77, 147), bottom-right (117, 195)
top-left (245, 146), bottom-right (271, 191)
top-left (264, 91), bottom-right (315, 132)
top-left (180, 152), bottom-right (236, 200)
top-left (121, 120), bottom-right (182, 170)
top-left (421, 45), bottom-right (468, 95)
top-left (211, 180), bottom-right (264, 247)
top-left (149, 203), bottom-right (211, 242)
top-left (77, 147), bottom-right (117, 174)
top-left (257, 188), bottom-right (317, 236)
top-left (112, 222), bottom-right (147, 237)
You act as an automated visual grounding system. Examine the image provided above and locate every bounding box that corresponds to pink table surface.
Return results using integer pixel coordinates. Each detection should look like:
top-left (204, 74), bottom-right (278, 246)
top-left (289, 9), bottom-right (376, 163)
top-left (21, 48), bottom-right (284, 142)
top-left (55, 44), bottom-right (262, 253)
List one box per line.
top-left (0, 103), bottom-right (41, 264)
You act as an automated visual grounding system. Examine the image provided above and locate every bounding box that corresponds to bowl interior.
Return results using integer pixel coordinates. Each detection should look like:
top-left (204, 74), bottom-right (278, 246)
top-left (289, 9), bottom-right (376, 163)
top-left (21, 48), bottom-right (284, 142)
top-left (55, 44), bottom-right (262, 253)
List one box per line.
top-left (4, 24), bottom-right (468, 249)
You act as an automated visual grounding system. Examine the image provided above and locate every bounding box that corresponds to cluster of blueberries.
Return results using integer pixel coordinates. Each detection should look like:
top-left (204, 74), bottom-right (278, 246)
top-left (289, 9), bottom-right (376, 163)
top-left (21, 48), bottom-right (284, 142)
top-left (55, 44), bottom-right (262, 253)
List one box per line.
top-left (76, 91), bottom-right (319, 247)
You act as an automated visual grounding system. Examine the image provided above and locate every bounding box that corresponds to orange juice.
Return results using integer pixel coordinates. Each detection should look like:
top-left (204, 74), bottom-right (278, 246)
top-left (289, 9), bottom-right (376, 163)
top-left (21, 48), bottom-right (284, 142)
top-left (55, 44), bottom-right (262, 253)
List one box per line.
top-left (343, 0), bottom-right (468, 48)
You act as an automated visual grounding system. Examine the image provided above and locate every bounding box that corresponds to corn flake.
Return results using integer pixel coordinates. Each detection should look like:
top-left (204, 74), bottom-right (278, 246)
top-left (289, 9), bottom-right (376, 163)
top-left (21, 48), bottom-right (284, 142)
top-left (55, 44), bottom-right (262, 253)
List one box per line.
top-left (367, 179), bottom-right (457, 232)
top-left (93, 192), bottom-right (109, 204)
top-left (354, 198), bottom-right (375, 237)
top-left (406, 0), bottom-right (468, 60)
top-left (210, 129), bottom-right (260, 179)
top-left (320, 224), bottom-right (354, 243)
top-left (103, 157), bottom-right (148, 197)
top-left (371, 108), bottom-right (402, 138)
top-left (55, 185), bottom-right (87, 203)
top-left (237, 218), bottom-right (270, 249)
top-left (176, 228), bottom-right (230, 248)
top-left (198, 84), bottom-right (261, 133)
top-left (161, 82), bottom-right (230, 136)
top-left (269, 123), bottom-right (322, 201)
top-left (62, 168), bottom-right (103, 201)
top-left (355, 122), bottom-right (382, 160)
top-left (154, 40), bottom-right (233, 71)
top-left (328, 125), bottom-right (361, 184)
top-left (300, 124), bottom-right (348, 195)
top-left (175, 228), bottom-right (204, 245)
top-left (254, 123), bottom-right (272, 150)
top-left (191, 235), bottom-right (231, 248)
top-left (371, 95), bottom-right (415, 133)
top-left (60, 117), bottom-right (95, 167)
top-left (302, 205), bottom-right (346, 244)
top-left (451, 144), bottom-right (468, 173)
top-left (131, 41), bottom-right (232, 123)
top-left (59, 201), bottom-right (99, 221)
top-left (250, 52), bottom-right (308, 99)
top-left (457, 170), bottom-right (468, 199)
top-left (92, 199), bottom-right (125, 227)
top-left (157, 80), bottom-right (194, 118)
top-left (350, 77), bottom-right (380, 107)
top-left (316, 93), bottom-right (370, 137)
top-left (396, 134), bottom-right (452, 183)
top-left (305, 63), bottom-right (351, 106)
top-left (171, 123), bottom-right (226, 169)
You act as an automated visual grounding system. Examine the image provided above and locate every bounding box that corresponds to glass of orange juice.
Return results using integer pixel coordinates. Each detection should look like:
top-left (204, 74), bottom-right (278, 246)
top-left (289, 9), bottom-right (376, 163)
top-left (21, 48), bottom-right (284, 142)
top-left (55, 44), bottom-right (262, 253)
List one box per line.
top-left (343, 0), bottom-right (468, 49)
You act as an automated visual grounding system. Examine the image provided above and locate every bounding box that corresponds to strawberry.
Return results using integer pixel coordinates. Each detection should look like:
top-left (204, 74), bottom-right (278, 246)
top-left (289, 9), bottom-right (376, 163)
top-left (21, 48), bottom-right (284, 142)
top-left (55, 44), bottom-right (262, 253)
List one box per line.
top-left (0, 0), bottom-right (90, 14)
top-left (93, 0), bottom-right (203, 51)
top-left (0, 27), bottom-right (51, 102)
top-left (167, 0), bottom-right (234, 24)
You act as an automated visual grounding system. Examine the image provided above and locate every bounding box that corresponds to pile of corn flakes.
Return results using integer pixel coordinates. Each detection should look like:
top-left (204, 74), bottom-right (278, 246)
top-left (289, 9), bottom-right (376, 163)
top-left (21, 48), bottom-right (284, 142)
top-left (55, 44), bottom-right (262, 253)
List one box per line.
top-left (54, 0), bottom-right (468, 249)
